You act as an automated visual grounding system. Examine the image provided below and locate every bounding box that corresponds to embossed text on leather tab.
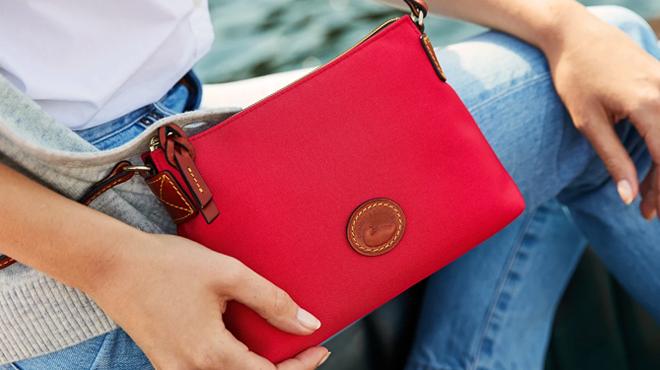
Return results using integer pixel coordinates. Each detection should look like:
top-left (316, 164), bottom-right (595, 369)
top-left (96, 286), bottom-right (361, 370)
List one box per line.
top-left (347, 198), bottom-right (406, 257)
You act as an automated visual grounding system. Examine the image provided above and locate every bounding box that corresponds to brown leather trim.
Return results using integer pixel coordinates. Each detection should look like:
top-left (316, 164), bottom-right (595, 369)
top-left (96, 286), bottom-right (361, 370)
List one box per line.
top-left (420, 34), bottom-right (447, 82)
top-left (200, 200), bottom-right (219, 224)
top-left (159, 124), bottom-right (195, 169)
top-left (79, 161), bottom-right (135, 206)
top-left (403, 0), bottom-right (428, 17)
top-left (173, 149), bottom-right (213, 209)
top-left (347, 198), bottom-right (406, 257)
top-left (155, 124), bottom-right (219, 225)
top-left (145, 171), bottom-right (199, 224)
top-left (176, 155), bottom-right (218, 223)
top-left (0, 256), bottom-right (17, 270)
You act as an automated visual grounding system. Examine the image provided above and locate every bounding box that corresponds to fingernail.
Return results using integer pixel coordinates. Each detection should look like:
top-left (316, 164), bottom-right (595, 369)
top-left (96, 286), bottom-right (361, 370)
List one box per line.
top-left (297, 308), bottom-right (321, 331)
top-left (617, 180), bottom-right (634, 205)
top-left (317, 351), bottom-right (331, 367)
top-left (646, 209), bottom-right (657, 222)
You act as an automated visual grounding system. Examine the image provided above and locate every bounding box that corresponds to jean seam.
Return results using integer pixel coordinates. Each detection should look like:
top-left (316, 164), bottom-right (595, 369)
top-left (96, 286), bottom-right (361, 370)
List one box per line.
top-left (86, 332), bottom-right (112, 370)
top-left (467, 73), bottom-right (551, 115)
top-left (153, 101), bottom-right (179, 116)
top-left (469, 209), bottom-right (539, 370)
top-left (86, 121), bottom-right (141, 145)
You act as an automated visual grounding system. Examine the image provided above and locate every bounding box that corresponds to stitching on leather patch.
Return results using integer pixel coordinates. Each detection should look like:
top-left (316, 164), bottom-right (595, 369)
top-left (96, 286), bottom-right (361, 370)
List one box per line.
top-left (85, 177), bottom-right (129, 206)
top-left (347, 199), bottom-right (407, 257)
top-left (147, 174), bottom-right (195, 222)
top-left (421, 34), bottom-right (447, 81)
top-left (0, 258), bottom-right (16, 269)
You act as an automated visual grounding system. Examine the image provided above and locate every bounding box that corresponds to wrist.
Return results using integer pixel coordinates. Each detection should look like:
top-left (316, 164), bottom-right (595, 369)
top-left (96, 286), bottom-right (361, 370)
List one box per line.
top-left (533, 1), bottom-right (598, 58)
top-left (73, 227), bottom-right (154, 297)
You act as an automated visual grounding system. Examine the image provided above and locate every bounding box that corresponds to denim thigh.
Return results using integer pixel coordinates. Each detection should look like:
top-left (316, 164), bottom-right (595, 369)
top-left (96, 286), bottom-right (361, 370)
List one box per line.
top-left (3, 329), bottom-right (152, 370)
top-left (407, 6), bottom-right (660, 370)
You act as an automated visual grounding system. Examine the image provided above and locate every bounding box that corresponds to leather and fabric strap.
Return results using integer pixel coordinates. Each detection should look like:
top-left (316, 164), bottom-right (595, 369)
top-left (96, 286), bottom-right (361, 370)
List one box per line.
top-left (78, 161), bottom-right (136, 206)
top-left (0, 162), bottom-right (137, 271)
top-left (0, 255), bottom-right (16, 269)
top-left (403, 0), bottom-right (428, 32)
top-left (404, 0), bottom-right (428, 17)
top-left (75, 123), bottom-right (217, 224)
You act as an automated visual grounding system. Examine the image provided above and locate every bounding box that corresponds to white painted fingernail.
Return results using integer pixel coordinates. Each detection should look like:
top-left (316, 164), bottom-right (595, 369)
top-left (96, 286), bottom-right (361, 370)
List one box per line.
top-left (617, 180), bottom-right (634, 205)
top-left (317, 351), bottom-right (331, 367)
top-left (297, 308), bottom-right (321, 331)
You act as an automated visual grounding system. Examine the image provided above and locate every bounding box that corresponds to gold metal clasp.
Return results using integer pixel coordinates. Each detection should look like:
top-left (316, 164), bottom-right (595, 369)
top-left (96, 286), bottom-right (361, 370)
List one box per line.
top-left (122, 165), bottom-right (153, 173)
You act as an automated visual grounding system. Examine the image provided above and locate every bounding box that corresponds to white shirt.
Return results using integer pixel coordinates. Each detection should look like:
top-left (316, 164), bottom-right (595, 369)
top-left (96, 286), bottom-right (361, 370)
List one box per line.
top-left (0, 0), bottom-right (214, 130)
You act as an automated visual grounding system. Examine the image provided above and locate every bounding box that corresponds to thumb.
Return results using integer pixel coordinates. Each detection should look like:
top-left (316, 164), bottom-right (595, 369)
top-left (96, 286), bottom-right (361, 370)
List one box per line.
top-left (573, 108), bottom-right (638, 205)
top-left (224, 260), bottom-right (321, 335)
top-left (277, 347), bottom-right (330, 370)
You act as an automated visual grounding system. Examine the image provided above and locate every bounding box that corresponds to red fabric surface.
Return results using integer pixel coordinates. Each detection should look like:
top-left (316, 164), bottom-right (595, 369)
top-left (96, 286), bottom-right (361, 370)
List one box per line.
top-left (150, 16), bottom-right (524, 363)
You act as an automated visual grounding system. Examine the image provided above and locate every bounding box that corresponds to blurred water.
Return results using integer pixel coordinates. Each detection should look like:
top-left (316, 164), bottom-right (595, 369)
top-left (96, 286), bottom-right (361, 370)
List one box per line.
top-left (195, 0), bottom-right (660, 84)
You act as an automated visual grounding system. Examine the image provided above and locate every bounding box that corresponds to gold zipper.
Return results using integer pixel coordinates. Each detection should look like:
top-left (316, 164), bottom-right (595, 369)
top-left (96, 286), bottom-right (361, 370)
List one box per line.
top-left (150, 17), bottom-right (400, 152)
top-left (324, 17), bottom-right (399, 67)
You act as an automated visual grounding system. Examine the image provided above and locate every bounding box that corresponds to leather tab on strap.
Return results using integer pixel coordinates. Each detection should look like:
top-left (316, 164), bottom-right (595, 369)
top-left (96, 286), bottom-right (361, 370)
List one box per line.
top-left (158, 124), bottom-right (219, 224)
top-left (79, 161), bottom-right (135, 206)
top-left (404, 0), bottom-right (428, 17)
top-left (173, 149), bottom-right (218, 224)
top-left (420, 34), bottom-right (447, 82)
top-left (0, 255), bottom-right (17, 270)
top-left (160, 124), bottom-right (196, 169)
top-left (145, 171), bottom-right (199, 224)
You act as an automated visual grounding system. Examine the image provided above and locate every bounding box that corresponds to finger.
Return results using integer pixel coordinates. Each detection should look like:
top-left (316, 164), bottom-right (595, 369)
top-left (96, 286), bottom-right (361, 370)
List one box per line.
top-left (574, 108), bottom-right (638, 205)
top-left (223, 259), bottom-right (321, 335)
top-left (216, 329), bottom-right (277, 370)
top-left (640, 164), bottom-right (658, 220)
top-left (628, 106), bottom-right (660, 218)
top-left (655, 166), bottom-right (660, 221)
top-left (277, 347), bottom-right (330, 370)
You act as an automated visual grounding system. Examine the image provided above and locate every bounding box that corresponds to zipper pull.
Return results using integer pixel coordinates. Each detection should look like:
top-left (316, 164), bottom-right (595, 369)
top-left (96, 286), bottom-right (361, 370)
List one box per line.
top-left (158, 124), bottom-right (219, 224)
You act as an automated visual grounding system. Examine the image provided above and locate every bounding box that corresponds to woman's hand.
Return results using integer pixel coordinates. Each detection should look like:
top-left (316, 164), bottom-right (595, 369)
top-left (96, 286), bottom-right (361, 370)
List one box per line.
top-left (540, 4), bottom-right (660, 219)
top-left (85, 233), bottom-right (329, 370)
top-left (0, 163), bottom-right (328, 369)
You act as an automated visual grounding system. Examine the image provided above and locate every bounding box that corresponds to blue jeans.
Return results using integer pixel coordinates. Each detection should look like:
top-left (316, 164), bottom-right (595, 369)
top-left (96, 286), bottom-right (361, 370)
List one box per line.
top-left (75, 71), bottom-right (203, 151)
top-left (405, 6), bottom-right (660, 370)
top-left (4, 6), bottom-right (659, 370)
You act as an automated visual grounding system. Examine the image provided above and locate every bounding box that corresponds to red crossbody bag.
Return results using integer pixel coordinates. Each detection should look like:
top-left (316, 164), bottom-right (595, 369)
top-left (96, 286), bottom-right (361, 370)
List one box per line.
top-left (77, 0), bottom-right (525, 363)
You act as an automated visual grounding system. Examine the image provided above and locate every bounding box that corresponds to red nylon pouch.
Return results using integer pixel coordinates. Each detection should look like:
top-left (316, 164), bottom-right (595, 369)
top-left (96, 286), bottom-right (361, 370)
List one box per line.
top-left (143, 14), bottom-right (525, 363)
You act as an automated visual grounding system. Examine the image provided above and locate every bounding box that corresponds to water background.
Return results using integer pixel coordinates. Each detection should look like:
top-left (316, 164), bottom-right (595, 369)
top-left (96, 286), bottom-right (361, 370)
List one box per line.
top-left (195, 0), bottom-right (660, 84)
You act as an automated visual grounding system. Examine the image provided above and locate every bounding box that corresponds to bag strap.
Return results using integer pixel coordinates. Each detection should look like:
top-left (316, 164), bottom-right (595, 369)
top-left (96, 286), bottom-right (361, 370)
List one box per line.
top-left (403, 0), bottom-right (428, 32)
top-left (78, 161), bottom-right (138, 206)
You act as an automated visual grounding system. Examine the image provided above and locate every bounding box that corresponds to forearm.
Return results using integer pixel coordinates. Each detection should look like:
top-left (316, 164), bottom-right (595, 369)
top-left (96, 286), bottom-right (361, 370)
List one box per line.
top-left (375, 0), bottom-right (599, 52)
top-left (0, 163), bottom-right (147, 293)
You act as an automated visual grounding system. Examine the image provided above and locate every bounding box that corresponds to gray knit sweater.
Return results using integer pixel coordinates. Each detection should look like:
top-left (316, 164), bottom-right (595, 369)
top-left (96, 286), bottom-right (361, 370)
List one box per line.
top-left (0, 75), bottom-right (238, 365)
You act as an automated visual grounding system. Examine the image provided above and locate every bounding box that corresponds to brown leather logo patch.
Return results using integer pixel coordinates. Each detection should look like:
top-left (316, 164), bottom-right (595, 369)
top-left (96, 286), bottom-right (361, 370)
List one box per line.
top-left (347, 198), bottom-right (406, 257)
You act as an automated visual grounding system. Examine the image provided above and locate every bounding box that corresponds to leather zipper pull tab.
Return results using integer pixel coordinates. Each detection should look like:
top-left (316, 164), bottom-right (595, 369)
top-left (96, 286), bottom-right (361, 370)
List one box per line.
top-left (174, 148), bottom-right (219, 224)
top-left (159, 124), bottom-right (219, 224)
